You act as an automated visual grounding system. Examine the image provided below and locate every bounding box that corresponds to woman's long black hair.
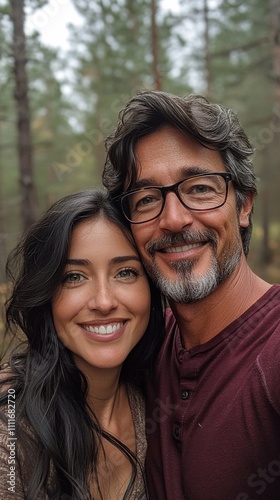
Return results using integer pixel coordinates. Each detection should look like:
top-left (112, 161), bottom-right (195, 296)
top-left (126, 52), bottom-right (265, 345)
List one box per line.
top-left (0, 188), bottom-right (164, 499)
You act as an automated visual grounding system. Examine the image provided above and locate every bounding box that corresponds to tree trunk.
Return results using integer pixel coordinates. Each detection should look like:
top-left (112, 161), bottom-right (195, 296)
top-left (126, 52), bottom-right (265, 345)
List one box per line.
top-left (203, 0), bottom-right (212, 98)
top-left (151, 0), bottom-right (162, 90)
top-left (11, 0), bottom-right (37, 231)
top-left (0, 162), bottom-right (7, 282)
top-left (259, 0), bottom-right (280, 265)
top-left (260, 181), bottom-right (272, 264)
top-left (271, 0), bottom-right (280, 101)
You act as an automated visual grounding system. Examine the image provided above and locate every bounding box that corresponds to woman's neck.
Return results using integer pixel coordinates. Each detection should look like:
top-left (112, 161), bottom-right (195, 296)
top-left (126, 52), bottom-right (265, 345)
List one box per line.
top-left (73, 355), bottom-right (126, 429)
top-left (87, 380), bottom-right (127, 431)
top-left (73, 360), bottom-right (137, 498)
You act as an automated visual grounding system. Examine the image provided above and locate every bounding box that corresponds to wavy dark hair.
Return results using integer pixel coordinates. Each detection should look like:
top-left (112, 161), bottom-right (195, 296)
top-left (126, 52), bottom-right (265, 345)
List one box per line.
top-left (0, 188), bottom-right (164, 499)
top-left (103, 90), bottom-right (257, 257)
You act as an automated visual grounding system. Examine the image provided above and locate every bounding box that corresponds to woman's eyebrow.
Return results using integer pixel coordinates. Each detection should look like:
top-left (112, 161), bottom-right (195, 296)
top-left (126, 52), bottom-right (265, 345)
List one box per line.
top-left (65, 259), bottom-right (90, 266)
top-left (65, 256), bottom-right (141, 266)
top-left (110, 255), bottom-right (141, 264)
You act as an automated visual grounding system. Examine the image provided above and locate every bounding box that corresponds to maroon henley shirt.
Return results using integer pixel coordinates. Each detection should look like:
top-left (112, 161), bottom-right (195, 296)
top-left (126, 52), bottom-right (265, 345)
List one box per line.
top-left (145, 285), bottom-right (280, 500)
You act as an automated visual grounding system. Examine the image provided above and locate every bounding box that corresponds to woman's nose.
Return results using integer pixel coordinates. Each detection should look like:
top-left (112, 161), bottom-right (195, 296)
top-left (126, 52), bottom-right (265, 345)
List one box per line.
top-left (87, 282), bottom-right (118, 313)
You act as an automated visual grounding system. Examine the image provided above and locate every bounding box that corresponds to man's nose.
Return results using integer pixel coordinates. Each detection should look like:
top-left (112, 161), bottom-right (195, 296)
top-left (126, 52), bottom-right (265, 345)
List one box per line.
top-left (158, 192), bottom-right (195, 233)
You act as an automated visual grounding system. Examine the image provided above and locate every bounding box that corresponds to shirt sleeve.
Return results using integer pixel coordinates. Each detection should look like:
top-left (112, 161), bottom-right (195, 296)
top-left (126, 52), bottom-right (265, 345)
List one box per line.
top-left (257, 323), bottom-right (280, 415)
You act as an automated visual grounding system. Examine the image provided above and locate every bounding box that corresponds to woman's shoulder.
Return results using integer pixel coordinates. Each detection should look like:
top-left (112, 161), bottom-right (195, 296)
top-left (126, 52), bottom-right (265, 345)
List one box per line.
top-left (126, 384), bottom-right (145, 441)
top-left (126, 384), bottom-right (148, 498)
top-left (126, 383), bottom-right (145, 410)
top-left (0, 365), bottom-right (32, 437)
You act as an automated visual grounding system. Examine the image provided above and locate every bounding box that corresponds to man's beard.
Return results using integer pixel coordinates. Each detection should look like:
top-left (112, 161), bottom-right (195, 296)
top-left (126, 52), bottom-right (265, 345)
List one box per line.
top-left (143, 229), bottom-right (242, 304)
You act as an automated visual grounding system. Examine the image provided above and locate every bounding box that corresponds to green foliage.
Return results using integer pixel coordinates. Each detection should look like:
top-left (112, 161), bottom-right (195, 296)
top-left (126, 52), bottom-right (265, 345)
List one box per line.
top-left (177, 0), bottom-right (279, 263)
top-left (208, 0), bottom-right (279, 234)
top-left (0, 1), bottom-right (91, 276)
top-left (0, 0), bottom-right (279, 282)
top-left (68, 0), bottom-right (192, 179)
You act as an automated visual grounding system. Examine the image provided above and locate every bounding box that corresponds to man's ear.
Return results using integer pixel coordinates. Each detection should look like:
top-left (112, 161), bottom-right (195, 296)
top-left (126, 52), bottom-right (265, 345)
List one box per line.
top-left (239, 193), bottom-right (255, 228)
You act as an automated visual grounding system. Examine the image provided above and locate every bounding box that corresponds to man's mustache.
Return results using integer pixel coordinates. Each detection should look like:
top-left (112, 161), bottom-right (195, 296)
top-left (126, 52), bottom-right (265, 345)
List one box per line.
top-left (146, 230), bottom-right (218, 256)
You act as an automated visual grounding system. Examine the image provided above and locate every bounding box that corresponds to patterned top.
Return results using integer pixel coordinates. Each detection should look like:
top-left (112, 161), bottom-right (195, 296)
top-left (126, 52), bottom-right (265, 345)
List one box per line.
top-left (0, 383), bottom-right (147, 499)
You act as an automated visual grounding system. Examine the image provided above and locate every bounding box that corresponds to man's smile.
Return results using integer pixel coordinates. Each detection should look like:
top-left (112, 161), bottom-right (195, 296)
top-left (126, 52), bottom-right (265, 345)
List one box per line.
top-left (162, 242), bottom-right (205, 254)
top-left (146, 230), bottom-right (216, 257)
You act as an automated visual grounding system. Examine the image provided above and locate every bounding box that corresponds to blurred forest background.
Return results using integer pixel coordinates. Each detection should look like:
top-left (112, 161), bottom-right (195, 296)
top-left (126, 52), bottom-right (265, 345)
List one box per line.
top-left (0, 0), bottom-right (280, 338)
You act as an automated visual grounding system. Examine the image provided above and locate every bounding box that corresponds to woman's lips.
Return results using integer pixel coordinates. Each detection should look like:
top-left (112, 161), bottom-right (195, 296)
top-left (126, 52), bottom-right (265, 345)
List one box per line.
top-left (82, 322), bottom-right (124, 335)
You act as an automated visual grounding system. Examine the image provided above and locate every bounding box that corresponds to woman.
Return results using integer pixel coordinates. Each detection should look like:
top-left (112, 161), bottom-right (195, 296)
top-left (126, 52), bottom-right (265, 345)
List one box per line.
top-left (0, 188), bottom-right (164, 499)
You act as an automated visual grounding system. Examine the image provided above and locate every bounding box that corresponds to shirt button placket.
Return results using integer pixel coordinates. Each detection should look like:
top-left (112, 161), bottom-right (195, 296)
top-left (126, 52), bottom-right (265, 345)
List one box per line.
top-left (173, 425), bottom-right (180, 440)
top-left (181, 390), bottom-right (189, 400)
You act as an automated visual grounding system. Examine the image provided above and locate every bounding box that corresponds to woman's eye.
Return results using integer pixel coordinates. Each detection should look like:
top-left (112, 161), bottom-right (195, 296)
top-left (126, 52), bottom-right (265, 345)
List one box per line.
top-left (116, 268), bottom-right (139, 280)
top-left (62, 273), bottom-right (85, 284)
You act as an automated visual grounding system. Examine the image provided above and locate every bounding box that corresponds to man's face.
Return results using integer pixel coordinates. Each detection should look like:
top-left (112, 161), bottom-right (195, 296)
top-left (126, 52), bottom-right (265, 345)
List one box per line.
top-left (129, 125), bottom-right (252, 304)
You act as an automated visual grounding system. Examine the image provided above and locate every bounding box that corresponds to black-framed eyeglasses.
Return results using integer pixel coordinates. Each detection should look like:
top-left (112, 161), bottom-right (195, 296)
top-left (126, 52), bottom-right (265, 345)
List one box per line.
top-left (116, 172), bottom-right (232, 224)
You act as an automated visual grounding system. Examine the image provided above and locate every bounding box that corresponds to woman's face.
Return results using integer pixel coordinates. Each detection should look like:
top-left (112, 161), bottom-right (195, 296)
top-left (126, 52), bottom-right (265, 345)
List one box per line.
top-left (52, 217), bottom-right (151, 376)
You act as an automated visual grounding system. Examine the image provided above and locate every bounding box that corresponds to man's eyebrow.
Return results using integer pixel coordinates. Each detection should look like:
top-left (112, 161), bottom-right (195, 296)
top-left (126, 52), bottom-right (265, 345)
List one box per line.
top-left (131, 166), bottom-right (214, 189)
top-left (131, 179), bottom-right (158, 190)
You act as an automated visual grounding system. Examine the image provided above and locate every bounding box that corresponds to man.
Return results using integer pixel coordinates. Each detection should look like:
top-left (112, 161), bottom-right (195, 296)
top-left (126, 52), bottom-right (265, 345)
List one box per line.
top-left (102, 91), bottom-right (280, 500)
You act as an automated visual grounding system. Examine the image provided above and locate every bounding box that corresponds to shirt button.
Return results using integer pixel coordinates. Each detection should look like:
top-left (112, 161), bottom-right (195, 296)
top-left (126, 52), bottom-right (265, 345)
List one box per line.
top-left (181, 390), bottom-right (189, 400)
top-left (173, 425), bottom-right (180, 439)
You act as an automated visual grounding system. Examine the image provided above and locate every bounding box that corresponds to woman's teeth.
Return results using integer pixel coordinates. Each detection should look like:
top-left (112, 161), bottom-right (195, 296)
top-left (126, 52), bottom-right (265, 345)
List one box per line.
top-left (83, 322), bottom-right (124, 335)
